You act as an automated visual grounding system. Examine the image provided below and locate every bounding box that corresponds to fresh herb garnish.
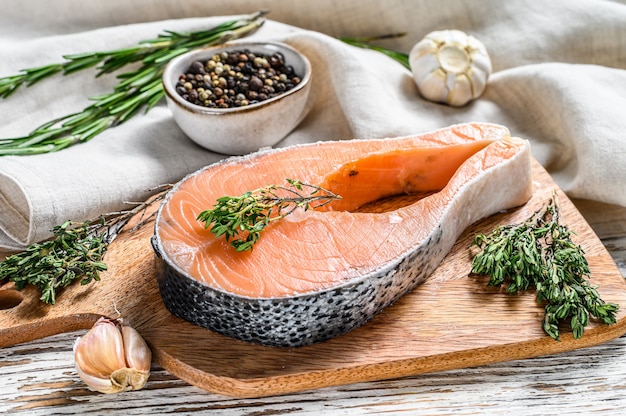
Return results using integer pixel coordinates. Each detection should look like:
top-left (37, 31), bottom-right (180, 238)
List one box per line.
top-left (197, 179), bottom-right (340, 252)
top-left (0, 220), bottom-right (108, 305)
top-left (0, 185), bottom-right (171, 304)
top-left (0, 11), bottom-right (266, 156)
top-left (340, 34), bottom-right (409, 69)
top-left (470, 191), bottom-right (619, 340)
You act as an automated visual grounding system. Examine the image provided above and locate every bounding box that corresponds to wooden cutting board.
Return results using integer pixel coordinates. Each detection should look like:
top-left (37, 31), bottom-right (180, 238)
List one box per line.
top-left (1, 159), bottom-right (625, 398)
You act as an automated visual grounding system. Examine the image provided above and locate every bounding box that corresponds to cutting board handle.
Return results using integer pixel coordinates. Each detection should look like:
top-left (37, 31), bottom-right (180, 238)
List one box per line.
top-left (0, 286), bottom-right (24, 310)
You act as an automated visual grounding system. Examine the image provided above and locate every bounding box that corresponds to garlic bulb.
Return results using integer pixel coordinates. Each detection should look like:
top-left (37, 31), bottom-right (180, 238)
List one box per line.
top-left (409, 30), bottom-right (492, 107)
top-left (74, 317), bottom-right (151, 394)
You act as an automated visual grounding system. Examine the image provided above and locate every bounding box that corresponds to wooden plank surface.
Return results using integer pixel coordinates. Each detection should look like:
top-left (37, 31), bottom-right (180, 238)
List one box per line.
top-left (0, 238), bottom-right (625, 416)
top-left (1, 160), bottom-right (626, 403)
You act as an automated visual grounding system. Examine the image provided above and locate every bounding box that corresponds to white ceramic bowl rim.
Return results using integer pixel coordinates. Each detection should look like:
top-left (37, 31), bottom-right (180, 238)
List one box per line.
top-left (162, 41), bottom-right (312, 115)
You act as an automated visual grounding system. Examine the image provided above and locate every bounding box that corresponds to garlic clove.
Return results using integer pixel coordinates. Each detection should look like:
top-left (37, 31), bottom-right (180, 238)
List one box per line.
top-left (74, 317), bottom-right (152, 394)
top-left (419, 69), bottom-right (449, 103)
top-left (75, 360), bottom-right (125, 394)
top-left (469, 45), bottom-right (492, 77)
top-left (410, 52), bottom-right (440, 85)
top-left (468, 67), bottom-right (488, 99)
top-left (409, 29), bottom-right (492, 107)
top-left (447, 74), bottom-right (473, 108)
top-left (121, 325), bottom-right (151, 373)
top-left (74, 317), bottom-right (127, 380)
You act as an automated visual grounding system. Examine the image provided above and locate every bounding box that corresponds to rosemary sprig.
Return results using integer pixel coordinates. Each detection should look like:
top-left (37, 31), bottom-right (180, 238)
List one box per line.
top-left (197, 179), bottom-right (341, 252)
top-left (0, 11), bottom-right (267, 156)
top-left (0, 184), bottom-right (172, 304)
top-left (471, 192), bottom-right (619, 340)
top-left (340, 34), bottom-right (410, 69)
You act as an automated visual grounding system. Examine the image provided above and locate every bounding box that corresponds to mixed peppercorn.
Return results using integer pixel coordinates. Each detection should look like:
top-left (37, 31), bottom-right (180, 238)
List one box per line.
top-left (175, 49), bottom-right (302, 109)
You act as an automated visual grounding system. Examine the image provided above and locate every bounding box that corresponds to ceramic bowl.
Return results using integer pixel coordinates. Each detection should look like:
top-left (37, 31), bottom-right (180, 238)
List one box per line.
top-left (162, 41), bottom-right (312, 155)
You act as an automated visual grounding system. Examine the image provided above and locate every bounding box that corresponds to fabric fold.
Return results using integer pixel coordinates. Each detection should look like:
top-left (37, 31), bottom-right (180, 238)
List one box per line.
top-left (1, 1), bottom-right (625, 250)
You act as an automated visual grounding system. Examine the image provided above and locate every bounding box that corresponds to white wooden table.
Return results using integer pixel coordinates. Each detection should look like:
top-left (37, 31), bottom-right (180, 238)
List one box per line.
top-left (1, 217), bottom-right (625, 415)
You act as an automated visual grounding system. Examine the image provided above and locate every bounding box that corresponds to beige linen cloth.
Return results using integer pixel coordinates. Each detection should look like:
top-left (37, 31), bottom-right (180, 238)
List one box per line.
top-left (1, 0), bottom-right (625, 251)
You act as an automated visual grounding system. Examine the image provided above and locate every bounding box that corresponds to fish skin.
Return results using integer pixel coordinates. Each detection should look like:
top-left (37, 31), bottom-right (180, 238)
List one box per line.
top-left (152, 124), bottom-right (533, 347)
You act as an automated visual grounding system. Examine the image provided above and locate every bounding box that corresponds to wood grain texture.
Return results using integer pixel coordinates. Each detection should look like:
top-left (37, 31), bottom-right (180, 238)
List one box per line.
top-left (2, 317), bottom-right (626, 415)
top-left (1, 160), bottom-right (625, 400)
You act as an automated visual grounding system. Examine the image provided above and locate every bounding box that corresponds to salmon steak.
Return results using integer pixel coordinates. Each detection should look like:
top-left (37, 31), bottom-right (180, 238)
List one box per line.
top-left (151, 122), bottom-right (533, 347)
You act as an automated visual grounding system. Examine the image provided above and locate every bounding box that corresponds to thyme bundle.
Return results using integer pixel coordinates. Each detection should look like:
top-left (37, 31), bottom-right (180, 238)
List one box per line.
top-left (197, 179), bottom-right (340, 252)
top-left (0, 11), bottom-right (266, 155)
top-left (471, 192), bottom-right (619, 340)
top-left (0, 185), bottom-right (172, 304)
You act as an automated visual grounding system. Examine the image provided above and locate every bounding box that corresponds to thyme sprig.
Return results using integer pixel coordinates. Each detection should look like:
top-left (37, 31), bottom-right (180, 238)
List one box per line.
top-left (0, 11), bottom-right (266, 155)
top-left (471, 192), bottom-right (619, 340)
top-left (0, 221), bottom-right (108, 305)
top-left (0, 185), bottom-right (172, 304)
top-left (197, 179), bottom-right (341, 252)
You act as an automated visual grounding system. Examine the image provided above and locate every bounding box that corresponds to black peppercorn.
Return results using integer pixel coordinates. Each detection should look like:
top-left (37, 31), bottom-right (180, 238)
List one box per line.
top-left (175, 49), bottom-right (304, 108)
top-left (189, 61), bottom-right (206, 74)
top-left (248, 76), bottom-right (263, 91)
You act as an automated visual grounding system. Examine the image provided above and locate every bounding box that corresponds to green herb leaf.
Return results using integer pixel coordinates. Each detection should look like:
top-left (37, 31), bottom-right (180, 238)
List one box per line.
top-left (197, 179), bottom-right (341, 251)
top-left (0, 11), bottom-right (267, 156)
top-left (0, 185), bottom-right (172, 304)
top-left (340, 34), bottom-right (410, 70)
top-left (470, 191), bottom-right (619, 340)
top-left (0, 221), bottom-right (108, 304)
